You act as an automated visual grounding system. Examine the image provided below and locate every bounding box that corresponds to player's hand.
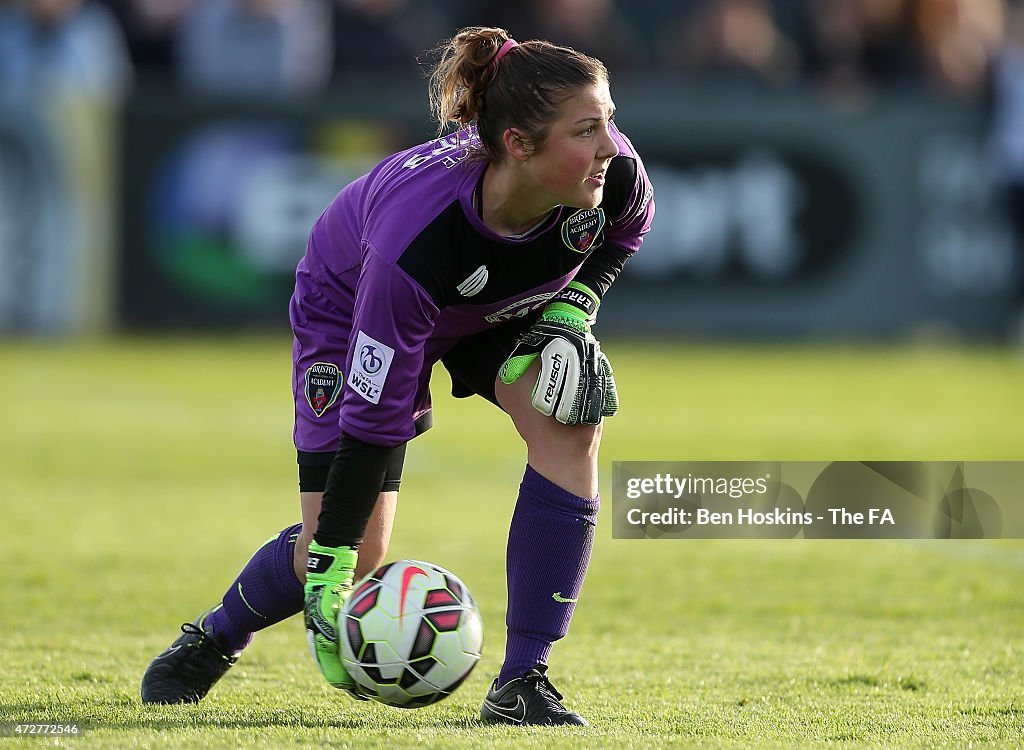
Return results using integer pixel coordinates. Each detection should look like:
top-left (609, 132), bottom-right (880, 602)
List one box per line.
top-left (303, 541), bottom-right (367, 699)
top-left (499, 282), bottom-right (618, 425)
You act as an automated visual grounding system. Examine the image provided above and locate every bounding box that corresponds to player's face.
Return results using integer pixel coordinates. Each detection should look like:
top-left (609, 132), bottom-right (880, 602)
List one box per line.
top-left (527, 81), bottom-right (619, 210)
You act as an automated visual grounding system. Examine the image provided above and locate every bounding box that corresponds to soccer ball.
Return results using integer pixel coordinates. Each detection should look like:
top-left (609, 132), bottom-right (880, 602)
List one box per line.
top-left (339, 559), bottom-right (484, 708)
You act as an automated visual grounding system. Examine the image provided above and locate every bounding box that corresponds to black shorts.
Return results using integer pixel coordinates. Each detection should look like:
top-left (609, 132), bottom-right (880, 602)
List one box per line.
top-left (441, 316), bottom-right (535, 407)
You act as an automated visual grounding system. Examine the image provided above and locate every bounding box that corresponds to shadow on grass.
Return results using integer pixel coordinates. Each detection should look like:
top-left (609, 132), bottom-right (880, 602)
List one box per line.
top-left (4, 694), bottom-right (491, 732)
top-left (117, 716), bottom-right (490, 732)
top-left (823, 673), bottom-right (926, 692)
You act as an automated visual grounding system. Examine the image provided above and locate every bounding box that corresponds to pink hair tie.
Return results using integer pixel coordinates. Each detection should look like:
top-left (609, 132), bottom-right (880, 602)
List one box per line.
top-left (495, 38), bottom-right (519, 63)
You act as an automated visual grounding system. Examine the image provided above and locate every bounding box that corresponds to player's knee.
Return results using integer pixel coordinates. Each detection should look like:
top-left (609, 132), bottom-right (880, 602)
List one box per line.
top-left (525, 417), bottom-right (603, 463)
top-left (566, 419), bottom-right (603, 458)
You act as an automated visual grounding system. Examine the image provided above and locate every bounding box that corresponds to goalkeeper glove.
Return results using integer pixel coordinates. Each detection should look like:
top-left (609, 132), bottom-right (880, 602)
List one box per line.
top-left (498, 281), bottom-right (618, 425)
top-left (303, 540), bottom-right (366, 698)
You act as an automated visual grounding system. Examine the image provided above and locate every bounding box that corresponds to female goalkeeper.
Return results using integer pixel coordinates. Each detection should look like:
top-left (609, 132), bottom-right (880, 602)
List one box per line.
top-left (141, 26), bottom-right (654, 726)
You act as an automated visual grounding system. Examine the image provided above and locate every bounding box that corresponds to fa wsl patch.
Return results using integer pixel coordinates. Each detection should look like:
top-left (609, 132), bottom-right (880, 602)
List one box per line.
top-left (304, 362), bottom-right (341, 417)
top-left (348, 331), bottom-right (395, 405)
top-left (560, 208), bottom-right (605, 253)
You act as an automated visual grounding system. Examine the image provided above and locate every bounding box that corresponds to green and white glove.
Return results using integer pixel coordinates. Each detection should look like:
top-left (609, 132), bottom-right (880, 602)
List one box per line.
top-left (499, 281), bottom-right (618, 425)
top-left (303, 540), bottom-right (365, 698)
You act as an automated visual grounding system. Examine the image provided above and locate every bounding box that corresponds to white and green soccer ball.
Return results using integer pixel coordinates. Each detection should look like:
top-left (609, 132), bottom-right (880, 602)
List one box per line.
top-left (339, 559), bottom-right (483, 708)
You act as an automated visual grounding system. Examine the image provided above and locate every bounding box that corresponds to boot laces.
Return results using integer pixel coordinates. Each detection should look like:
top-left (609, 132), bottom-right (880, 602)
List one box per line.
top-left (180, 622), bottom-right (236, 663)
top-left (524, 670), bottom-right (564, 704)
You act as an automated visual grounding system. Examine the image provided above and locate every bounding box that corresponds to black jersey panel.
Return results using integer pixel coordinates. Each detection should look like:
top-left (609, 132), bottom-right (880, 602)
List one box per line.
top-left (396, 203), bottom-right (598, 309)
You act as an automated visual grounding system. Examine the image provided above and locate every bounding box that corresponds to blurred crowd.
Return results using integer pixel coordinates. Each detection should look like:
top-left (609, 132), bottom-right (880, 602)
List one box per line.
top-left (0, 0), bottom-right (1022, 101)
top-left (0, 0), bottom-right (1021, 336)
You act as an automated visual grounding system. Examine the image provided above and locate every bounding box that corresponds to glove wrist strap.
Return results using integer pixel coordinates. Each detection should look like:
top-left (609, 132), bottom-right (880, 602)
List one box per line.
top-left (305, 541), bottom-right (357, 586)
top-left (544, 281), bottom-right (600, 326)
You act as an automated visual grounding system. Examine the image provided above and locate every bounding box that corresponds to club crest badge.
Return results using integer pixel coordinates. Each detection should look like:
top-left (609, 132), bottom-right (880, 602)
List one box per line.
top-left (304, 362), bottom-right (341, 417)
top-left (560, 208), bottom-right (605, 253)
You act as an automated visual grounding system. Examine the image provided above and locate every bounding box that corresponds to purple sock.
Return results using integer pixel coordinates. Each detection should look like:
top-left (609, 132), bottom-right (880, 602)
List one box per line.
top-left (204, 523), bottom-right (304, 654)
top-left (498, 465), bottom-right (599, 687)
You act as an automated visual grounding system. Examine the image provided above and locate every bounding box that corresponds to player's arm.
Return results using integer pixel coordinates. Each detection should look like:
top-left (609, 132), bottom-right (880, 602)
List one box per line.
top-left (500, 149), bottom-right (654, 425)
top-left (572, 142), bottom-right (655, 298)
top-left (303, 432), bottom-right (392, 696)
top-left (304, 246), bottom-right (439, 694)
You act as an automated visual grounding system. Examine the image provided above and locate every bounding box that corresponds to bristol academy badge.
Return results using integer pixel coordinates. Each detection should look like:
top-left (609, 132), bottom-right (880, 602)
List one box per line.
top-left (560, 208), bottom-right (605, 253)
top-left (304, 362), bottom-right (341, 417)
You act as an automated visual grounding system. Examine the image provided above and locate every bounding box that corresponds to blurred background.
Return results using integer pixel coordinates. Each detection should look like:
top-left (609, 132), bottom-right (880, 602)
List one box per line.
top-left (0, 0), bottom-right (1022, 341)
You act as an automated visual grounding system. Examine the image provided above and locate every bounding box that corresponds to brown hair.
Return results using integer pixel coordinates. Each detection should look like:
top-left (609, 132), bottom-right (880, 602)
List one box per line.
top-left (428, 27), bottom-right (609, 162)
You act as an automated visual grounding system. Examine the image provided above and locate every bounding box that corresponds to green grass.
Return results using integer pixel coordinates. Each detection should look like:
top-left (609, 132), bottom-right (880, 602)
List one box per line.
top-left (0, 338), bottom-right (1022, 749)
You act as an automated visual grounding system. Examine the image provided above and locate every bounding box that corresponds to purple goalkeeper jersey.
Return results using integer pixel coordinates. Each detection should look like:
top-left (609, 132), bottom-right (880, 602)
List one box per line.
top-left (293, 122), bottom-right (654, 447)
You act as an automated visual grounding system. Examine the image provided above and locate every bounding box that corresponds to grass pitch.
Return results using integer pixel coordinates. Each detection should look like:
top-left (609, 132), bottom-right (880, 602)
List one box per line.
top-left (0, 338), bottom-right (1021, 749)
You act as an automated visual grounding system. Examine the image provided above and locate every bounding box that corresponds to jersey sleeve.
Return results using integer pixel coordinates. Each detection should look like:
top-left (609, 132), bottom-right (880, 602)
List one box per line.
top-left (337, 242), bottom-right (440, 447)
top-left (602, 139), bottom-right (655, 255)
top-left (574, 134), bottom-right (655, 299)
